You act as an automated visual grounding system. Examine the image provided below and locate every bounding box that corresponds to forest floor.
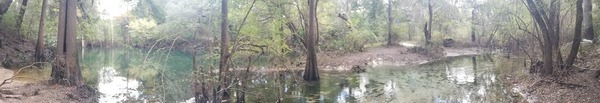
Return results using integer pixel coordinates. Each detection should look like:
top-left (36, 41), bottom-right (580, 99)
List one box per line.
top-left (505, 45), bottom-right (600, 103)
top-left (0, 32), bottom-right (86, 103)
top-left (0, 31), bottom-right (48, 69)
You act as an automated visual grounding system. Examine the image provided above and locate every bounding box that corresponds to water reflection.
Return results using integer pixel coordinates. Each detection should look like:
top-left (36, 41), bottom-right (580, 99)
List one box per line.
top-left (78, 48), bottom-right (516, 102)
top-left (81, 48), bottom-right (193, 102)
top-left (98, 67), bottom-right (142, 103)
top-left (248, 55), bottom-right (516, 103)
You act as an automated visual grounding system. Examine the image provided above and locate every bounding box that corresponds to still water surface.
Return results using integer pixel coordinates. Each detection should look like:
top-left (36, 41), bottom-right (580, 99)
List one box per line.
top-left (15, 48), bottom-right (517, 102)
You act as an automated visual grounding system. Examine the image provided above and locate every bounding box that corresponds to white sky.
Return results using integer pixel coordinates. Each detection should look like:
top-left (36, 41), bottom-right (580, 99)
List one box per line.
top-left (98, 0), bottom-right (135, 19)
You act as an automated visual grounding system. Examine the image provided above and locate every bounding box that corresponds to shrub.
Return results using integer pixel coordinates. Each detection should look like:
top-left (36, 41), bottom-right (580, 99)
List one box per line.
top-left (408, 44), bottom-right (445, 58)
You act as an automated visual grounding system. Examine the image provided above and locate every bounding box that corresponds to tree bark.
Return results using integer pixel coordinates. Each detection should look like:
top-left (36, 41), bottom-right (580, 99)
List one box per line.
top-left (426, 0), bottom-right (432, 45)
top-left (16, 0), bottom-right (29, 35)
top-left (550, 0), bottom-right (563, 66)
top-left (583, 0), bottom-right (595, 43)
top-left (304, 0), bottom-right (319, 81)
top-left (316, 0), bottom-right (320, 46)
top-left (51, 0), bottom-right (83, 86)
top-left (423, 23), bottom-right (430, 45)
top-left (0, 0), bottom-right (12, 24)
top-left (34, 0), bottom-right (48, 66)
top-left (524, 0), bottom-right (555, 75)
top-left (218, 0), bottom-right (231, 102)
top-left (471, 6), bottom-right (477, 42)
top-left (566, 0), bottom-right (584, 68)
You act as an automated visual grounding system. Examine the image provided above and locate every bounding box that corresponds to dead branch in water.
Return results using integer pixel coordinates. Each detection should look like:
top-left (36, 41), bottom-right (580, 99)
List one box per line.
top-left (0, 62), bottom-right (47, 87)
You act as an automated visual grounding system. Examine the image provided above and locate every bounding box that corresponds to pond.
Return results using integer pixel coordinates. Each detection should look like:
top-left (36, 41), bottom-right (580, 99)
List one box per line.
top-left (52, 48), bottom-right (518, 102)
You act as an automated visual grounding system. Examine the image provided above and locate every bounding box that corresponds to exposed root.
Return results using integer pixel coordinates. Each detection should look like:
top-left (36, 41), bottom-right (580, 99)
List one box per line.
top-left (0, 62), bottom-right (46, 87)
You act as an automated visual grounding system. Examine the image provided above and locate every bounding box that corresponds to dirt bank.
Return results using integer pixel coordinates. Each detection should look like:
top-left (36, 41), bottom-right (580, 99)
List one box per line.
top-left (504, 46), bottom-right (600, 103)
top-left (0, 82), bottom-right (97, 103)
top-left (1, 68), bottom-right (96, 103)
top-left (318, 44), bottom-right (482, 69)
top-left (0, 32), bottom-right (52, 69)
top-left (507, 69), bottom-right (600, 103)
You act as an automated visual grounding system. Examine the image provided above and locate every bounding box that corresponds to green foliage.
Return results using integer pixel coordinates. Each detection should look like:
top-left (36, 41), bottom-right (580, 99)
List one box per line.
top-left (133, 0), bottom-right (166, 24)
top-left (127, 18), bottom-right (158, 44)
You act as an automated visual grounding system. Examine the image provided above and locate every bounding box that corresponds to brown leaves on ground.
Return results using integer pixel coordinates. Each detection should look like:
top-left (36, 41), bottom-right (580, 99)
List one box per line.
top-left (0, 82), bottom-right (97, 103)
top-left (512, 46), bottom-right (600, 103)
top-left (524, 69), bottom-right (600, 103)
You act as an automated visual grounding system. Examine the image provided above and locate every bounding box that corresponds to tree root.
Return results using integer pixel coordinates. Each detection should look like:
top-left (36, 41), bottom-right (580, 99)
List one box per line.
top-left (556, 82), bottom-right (586, 89)
top-left (527, 79), bottom-right (587, 93)
top-left (0, 62), bottom-right (46, 87)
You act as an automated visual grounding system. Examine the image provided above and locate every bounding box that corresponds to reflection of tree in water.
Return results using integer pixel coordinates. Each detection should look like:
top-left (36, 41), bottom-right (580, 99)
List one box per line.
top-left (346, 55), bottom-right (513, 103)
top-left (80, 48), bottom-right (194, 102)
top-left (223, 55), bottom-right (514, 103)
top-left (433, 55), bottom-right (510, 103)
top-left (81, 49), bottom-right (516, 102)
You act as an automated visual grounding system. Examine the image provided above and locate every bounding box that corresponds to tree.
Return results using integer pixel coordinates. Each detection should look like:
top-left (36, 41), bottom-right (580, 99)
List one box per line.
top-left (133, 0), bottom-right (166, 24)
top-left (524, 0), bottom-right (561, 75)
top-left (470, 2), bottom-right (478, 43)
top-left (218, 0), bottom-right (231, 102)
top-left (15, 0), bottom-right (29, 34)
top-left (34, 0), bottom-right (48, 65)
top-left (386, 0), bottom-right (394, 46)
top-left (0, 0), bottom-right (12, 24)
top-left (425, 0), bottom-right (432, 45)
top-left (583, 0), bottom-right (595, 43)
top-left (192, 51), bottom-right (202, 103)
top-left (304, 0), bottom-right (319, 81)
top-left (566, 0), bottom-right (584, 67)
top-left (51, 0), bottom-right (84, 86)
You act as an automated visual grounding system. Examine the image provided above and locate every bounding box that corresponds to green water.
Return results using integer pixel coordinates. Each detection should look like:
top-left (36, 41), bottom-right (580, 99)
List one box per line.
top-left (80, 48), bottom-right (195, 102)
top-left (79, 48), bottom-right (517, 103)
top-left (247, 55), bottom-right (515, 103)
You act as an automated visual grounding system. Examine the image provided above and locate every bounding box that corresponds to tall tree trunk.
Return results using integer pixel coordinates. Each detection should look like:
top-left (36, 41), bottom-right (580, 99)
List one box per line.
top-left (0, 0), bottom-right (13, 24)
top-left (423, 23), bottom-right (428, 44)
top-left (315, 0), bottom-right (320, 46)
top-left (304, 0), bottom-right (319, 81)
top-left (566, 0), bottom-right (584, 68)
top-left (471, 6), bottom-right (477, 43)
top-left (426, 0), bottom-right (432, 45)
top-left (386, 0), bottom-right (393, 46)
top-left (524, 0), bottom-right (554, 75)
top-left (218, 0), bottom-right (231, 102)
top-left (550, 0), bottom-right (563, 66)
top-left (16, 0), bottom-right (29, 34)
top-left (34, 0), bottom-right (48, 66)
top-left (584, 0), bottom-right (596, 43)
top-left (51, 0), bottom-right (83, 86)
